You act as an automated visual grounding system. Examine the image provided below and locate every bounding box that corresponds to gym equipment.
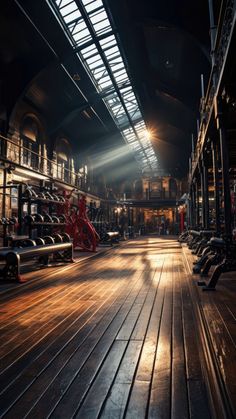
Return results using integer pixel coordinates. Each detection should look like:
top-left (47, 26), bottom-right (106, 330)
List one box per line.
top-left (52, 234), bottom-right (63, 243)
top-left (43, 213), bottom-right (53, 223)
top-left (34, 237), bottom-right (45, 245)
top-left (67, 195), bottom-right (99, 252)
top-left (0, 218), bottom-right (8, 225)
top-left (52, 194), bottom-right (60, 202)
top-left (60, 232), bottom-right (71, 243)
top-left (101, 231), bottom-right (120, 246)
top-left (8, 216), bottom-right (18, 225)
top-left (19, 239), bottom-right (37, 247)
top-left (43, 235), bottom-right (55, 244)
top-left (0, 241), bottom-right (73, 282)
top-left (178, 230), bottom-right (189, 242)
top-left (23, 186), bottom-right (38, 198)
top-left (37, 192), bottom-right (46, 200)
top-left (55, 192), bottom-right (102, 251)
top-left (51, 215), bottom-right (60, 223)
top-left (197, 237), bottom-right (236, 290)
top-left (33, 214), bottom-right (44, 223)
top-left (58, 214), bottom-right (67, 223)
top-left (44, 191), bottom-right (54, 201)
top-left (193, 245), bottom-right (213, 274)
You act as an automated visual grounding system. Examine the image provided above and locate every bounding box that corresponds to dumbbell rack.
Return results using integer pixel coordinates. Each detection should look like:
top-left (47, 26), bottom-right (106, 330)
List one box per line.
top-left (18, 184), bottom-right (67, 240)
top-left (0, 183), bottom-right (22, 246)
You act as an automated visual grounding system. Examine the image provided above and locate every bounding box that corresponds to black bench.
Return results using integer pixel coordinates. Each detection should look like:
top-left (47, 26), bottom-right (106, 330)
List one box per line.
top-left (101, 231), bottom-right (120, 246)
top-left (0, 242), bottom-right (73, 282)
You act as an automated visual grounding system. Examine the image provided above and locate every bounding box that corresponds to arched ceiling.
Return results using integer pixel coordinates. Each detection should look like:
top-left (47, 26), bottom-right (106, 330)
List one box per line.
top-left (0, 0), bottom-right (213, 178)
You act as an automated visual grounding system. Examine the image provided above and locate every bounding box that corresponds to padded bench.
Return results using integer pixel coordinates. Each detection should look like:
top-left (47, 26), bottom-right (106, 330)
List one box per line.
top-left (0, 242), bottom-right (73, 282)
top-left (101, 231), bottom-right (120, 246)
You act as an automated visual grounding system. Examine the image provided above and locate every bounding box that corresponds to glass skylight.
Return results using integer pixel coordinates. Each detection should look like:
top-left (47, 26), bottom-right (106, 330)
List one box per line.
top-left (51, 0), bottom-right (158, 172)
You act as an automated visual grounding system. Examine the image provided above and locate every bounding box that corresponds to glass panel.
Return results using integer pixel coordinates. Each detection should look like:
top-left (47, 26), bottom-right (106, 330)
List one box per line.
top-left (73, 28), bottom-right (91, 45)
top-left (84, 0), bottom-right (103, 13)
top-left (63, 10), bottom-right (81, 23)
top-left (82, 0), bottom-right (102, 6)
top-left (51, 0), bottom-right (158, 171)
top-left (60, 2), bottom-right (78, 16)
top-left (57, 0), bottom-right (73, 8)
top-left (89, 10), bottom-right (107, 25)
top-left (93, 20), bottom-right (111, 35)
top-left (99, 35), bottom-right (116, 48)
top-left (81, 44), bottom-right (98, 58)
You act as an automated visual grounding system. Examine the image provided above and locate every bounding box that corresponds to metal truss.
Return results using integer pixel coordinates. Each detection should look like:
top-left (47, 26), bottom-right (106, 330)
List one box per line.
top-left (48, 0), bottom-right (158, 173)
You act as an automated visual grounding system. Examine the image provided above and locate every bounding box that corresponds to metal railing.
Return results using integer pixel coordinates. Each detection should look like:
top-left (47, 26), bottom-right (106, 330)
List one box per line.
top-left (0, 134), bottom-right (87, 189)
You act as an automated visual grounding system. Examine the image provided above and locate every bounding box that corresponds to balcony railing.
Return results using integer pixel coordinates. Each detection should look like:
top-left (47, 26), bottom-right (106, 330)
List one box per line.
top-left (0, 134), bottom-right (87, 190)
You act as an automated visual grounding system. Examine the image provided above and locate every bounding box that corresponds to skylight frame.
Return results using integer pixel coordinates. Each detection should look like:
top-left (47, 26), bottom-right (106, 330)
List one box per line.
top-left (50, 0), bottom-right (158, 173)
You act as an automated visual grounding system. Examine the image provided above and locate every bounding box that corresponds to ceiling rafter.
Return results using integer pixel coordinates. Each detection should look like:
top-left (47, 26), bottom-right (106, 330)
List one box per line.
top-left (48, 0), bottom-right (159, 173)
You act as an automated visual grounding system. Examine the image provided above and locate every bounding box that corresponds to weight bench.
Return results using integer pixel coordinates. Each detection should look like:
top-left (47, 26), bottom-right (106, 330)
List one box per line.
top-left (197, 238), bottom-right (236, 290)
top-left (0, 242), bottom-right (73, 282)
top-left (101, 231), bottom-right (120, 246)
top-left (193, 231), bottom-right (214, 257)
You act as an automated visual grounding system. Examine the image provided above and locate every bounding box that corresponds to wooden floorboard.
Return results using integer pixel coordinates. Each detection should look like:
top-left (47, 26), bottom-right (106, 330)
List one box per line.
top-left (171, 262), bottom-right (189, 419)
top-left (148, 261), bottom-right (173, 419)
top-left (1, 236), bottom-right (233, 418)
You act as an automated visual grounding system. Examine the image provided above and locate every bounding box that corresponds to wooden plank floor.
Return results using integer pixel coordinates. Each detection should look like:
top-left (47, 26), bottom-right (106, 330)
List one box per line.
top-left (0, 237), bottom-right (221, 418)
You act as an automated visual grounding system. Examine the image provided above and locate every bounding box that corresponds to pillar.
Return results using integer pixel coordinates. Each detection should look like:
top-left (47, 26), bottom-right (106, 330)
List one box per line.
top-left (216, 97), bottom-right (231, 236)
top-left (211, 139), bottom-right (221, 234)
top-left (202, 155), bottom-right (210, 229)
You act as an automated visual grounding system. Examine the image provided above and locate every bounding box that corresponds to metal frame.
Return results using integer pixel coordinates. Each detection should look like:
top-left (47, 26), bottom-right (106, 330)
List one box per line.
top-left (48, 0), bottom-right (158, 173)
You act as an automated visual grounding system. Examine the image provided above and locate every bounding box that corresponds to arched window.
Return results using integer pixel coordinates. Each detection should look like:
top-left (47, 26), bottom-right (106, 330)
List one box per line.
top-left (20, 116), bottom-right (41, 169)
top-left (55, 138), bottom-right (73, 183)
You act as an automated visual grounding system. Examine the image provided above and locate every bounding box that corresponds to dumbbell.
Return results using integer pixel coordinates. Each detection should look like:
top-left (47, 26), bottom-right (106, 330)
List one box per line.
top-left (60, 233), bottom-right (71, 243)
top-left (51, 215), bottom-right (60, 223)
top-left (43, 213), bottom-right (53, 223)
top-left (9, 216), bottom-right (18, 225)
top-left (19, 239), bottom-right (37, 247)
top-left (43, 236), bottom-right (55, 244)
top-left (52, 233), bottom-right (63, 243)
top-left (58, 214), bottom-right (67, 223)
top-left (34, 237), bottom-right (45, 246)
top-left (23, 187), bottom-right (37, 198)
top-left (1, 217), bottom-right (17, 225)
top-left (37, 192), bottom-right (46, 200)
top-left (52, 194), bottom-right (60, 202)
top-left (44, 191), bottom-right (54, 201)
top-left (1, 218), bottom-right (9, 225)
top-left (33, 214), bottom-right (44, 223)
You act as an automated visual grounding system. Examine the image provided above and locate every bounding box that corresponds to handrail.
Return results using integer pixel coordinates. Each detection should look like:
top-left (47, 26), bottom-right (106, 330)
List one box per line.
top-left (0, 133), bottom-right (86, 189)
